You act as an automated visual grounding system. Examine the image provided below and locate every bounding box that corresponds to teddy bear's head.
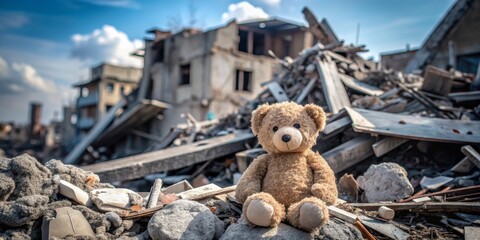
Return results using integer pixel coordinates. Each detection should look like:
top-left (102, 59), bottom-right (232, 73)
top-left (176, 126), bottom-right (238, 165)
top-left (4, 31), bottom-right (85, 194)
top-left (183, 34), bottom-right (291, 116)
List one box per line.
top-left (251, 102), bottom-right (326, 154)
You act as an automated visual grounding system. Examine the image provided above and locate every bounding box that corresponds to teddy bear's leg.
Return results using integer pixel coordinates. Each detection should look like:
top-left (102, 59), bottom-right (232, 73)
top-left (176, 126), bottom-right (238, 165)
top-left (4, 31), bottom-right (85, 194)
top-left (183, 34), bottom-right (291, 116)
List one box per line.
top-left (243, 192), bottom-right (285, 227)
top-left (287, 197), bottom-right (329, 232)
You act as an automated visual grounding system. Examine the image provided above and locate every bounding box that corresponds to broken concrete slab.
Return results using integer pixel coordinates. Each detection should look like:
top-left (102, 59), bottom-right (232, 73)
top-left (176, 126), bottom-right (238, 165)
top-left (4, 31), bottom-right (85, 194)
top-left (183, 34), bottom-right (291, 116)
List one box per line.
top-left (57, 179), bottom-right (92, 206)
top-left (41, 207), bottom-right (94, 240)
top-left (91, 188), bottom-right (143, 213)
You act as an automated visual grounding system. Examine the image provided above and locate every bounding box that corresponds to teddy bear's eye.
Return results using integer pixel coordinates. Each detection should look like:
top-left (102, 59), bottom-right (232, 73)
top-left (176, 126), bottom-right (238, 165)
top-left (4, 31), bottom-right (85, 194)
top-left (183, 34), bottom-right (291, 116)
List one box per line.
top-left (272, 126), bottom-right (278, 132)
top-left (293, 123), bottom-right (301, 129)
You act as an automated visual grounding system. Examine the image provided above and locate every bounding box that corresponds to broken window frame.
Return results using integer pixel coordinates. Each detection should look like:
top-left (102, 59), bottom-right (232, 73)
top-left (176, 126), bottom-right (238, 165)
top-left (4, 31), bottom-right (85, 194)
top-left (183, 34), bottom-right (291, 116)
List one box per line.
top-left (106, 83), bottom-right (115, 94)
top-left (235, 69), bottom-right (253, 92)
top-left (179, 64), bottom-right (191, 86)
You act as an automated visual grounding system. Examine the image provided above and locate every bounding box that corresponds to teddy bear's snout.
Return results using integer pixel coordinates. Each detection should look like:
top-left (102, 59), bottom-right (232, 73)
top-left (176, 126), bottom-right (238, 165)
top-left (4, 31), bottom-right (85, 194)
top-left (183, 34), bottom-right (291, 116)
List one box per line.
top-left (281, 134), bottom-right (291, 143)
top-left (273, 127), bottom-right (303, 152)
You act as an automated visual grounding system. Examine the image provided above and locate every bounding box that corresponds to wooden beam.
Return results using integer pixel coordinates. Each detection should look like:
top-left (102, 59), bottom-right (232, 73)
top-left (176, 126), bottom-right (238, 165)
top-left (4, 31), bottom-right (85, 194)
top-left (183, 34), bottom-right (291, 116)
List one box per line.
top-left (339, 74), bottom-right (384, 96)
top-left (449, 91), bottom-right (480, 103)
top-left (183, 185), bottom-right (236, 201)
top-left (346, 107), bottom-right (480, 144)
top-left (323, 135), bottom-right (375, 173)
top-left (372, 137), bottom-right (409, 157)
top-left (295, 78), bottom-right (317, 103)
top-left (461, 145), bottom-right (480, 169)
top-left (82, 131), bottom-right (255, 182)
top-left (328, 206), bottom-right (409, 240)
top-left (316, 57), bottom-right (351, 113)
top-left (451, 157), bottom-right (475, 173)
top-left (349, 202), bottom-right (480, 213)
top-left (322, 116), bottom-right (352, 136)
top-left (266, 82), bottom-right (289, 102)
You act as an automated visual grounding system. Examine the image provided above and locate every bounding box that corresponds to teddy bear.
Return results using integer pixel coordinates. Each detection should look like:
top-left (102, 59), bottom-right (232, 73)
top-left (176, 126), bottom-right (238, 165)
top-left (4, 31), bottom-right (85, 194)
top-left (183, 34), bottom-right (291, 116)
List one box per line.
top-left (235, 102), bottom-right (338, 232)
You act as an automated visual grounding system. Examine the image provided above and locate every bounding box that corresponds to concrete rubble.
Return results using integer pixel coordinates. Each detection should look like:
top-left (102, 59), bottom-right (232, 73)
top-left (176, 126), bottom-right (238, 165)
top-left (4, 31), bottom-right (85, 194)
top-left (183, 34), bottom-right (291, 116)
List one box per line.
top-left (357, 162), bottom-right (414, 203)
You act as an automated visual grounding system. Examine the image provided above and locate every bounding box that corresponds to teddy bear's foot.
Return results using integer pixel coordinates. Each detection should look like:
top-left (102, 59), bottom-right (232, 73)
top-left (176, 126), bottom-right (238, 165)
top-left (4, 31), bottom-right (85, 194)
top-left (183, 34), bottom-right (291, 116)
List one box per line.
top-left (243, 192), bottom-right (285, 227)
top-left (287, 197), bottom-right (329, 232)
top-left (246, 200), bottom-right (274, 227)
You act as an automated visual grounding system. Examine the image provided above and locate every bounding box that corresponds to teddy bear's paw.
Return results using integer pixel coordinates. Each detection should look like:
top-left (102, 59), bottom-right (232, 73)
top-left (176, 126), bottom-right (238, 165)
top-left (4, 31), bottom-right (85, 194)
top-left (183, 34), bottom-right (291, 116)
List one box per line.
top-left (246, 199), bottom-right (275, 227)
top-left (298, 202), bottom-right (326, 231)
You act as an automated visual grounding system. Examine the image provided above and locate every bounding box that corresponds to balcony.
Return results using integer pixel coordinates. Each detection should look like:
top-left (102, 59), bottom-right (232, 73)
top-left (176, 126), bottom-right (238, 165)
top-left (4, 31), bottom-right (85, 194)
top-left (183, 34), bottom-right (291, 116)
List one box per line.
top-left (77, 91), bottom-right (99, 107)
top-left (77, 117), bottom-right (95, 130)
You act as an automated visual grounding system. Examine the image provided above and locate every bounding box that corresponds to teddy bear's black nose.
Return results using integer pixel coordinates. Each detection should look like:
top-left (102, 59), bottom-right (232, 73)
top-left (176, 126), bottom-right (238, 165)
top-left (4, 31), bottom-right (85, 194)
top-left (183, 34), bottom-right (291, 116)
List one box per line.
top-left (282, 134), bottom-right (291, 143)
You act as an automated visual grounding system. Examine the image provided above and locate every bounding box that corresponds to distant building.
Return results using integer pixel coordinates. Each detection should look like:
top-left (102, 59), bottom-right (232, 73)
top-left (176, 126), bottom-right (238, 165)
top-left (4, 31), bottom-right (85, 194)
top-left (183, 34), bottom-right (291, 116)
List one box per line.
top-left (73, 63), bottom-right (142, 137)
top-left (382, 0), bottom-right (480, 74)
top-left (380, 48), bottom-right (418, 73)
top-left (139, 18), bottom-right (316, 138)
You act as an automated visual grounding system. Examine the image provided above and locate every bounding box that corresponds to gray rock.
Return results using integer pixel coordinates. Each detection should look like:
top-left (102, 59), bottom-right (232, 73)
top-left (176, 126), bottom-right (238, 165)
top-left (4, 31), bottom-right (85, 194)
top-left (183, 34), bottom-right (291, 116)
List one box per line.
top-left (316, 218), bottom-right (363, 240)
top-left (220, 220), bottom-right (313, 240)
top-left (105, 212), bottom-right (122, 228)
top-left (357, 162), bottom-right (414, 203)
top-left (148, 200), bottom-right (224, 240)
top-left (221, 218), bottom-right (362, 240)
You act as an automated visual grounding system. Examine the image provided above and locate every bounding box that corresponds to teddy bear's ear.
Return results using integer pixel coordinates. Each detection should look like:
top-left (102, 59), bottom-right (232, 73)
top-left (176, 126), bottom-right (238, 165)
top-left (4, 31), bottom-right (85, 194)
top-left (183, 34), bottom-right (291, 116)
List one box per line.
top-left (251, 104), bottom-right (271, 135)
top-left (304, 104), bottom-right (326, 131)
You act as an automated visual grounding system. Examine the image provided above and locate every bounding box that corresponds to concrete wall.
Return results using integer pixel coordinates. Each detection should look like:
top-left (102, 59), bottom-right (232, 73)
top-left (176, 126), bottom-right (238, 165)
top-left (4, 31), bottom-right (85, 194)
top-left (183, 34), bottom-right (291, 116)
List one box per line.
top-left (92, 63), bottom-right (142, 82)
top-left (381, 50), bottom-right (418, 72)
top-left (430, 0), bottom-right (480, 72)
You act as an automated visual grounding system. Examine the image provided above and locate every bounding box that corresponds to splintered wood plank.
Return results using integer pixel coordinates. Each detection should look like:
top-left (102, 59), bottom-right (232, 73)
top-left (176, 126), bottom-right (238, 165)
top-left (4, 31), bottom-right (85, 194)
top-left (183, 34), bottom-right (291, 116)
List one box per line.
top-left (461, 145), bottom-right (480, 169)
top-left (372, 137), bottom-right (409, 157)
top-left (323, 135), bottom-right (375, 173)
top-left (350, 202), bottom-right (480, 213)
top-left (339, 74), bottom-right (384, 96)
top-left (266, 82), bottom-right (289, 102)
top-left (82, 131), bottom-right (255, 182)
top-left (328, 206), bottom-right (410, 240)
top-left (322, 116), bottom-right (352, 136)
top-left (316, 58), bottom-right (351, 113)
top-left (451, 157), bottom-right (475, 173)
top-left (345, 107), bottom-right (480, 144)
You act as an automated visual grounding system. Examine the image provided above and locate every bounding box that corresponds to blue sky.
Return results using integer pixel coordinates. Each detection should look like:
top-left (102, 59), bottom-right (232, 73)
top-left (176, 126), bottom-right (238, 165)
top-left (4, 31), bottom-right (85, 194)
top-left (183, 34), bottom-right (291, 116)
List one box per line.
top-left (0, 0), bottom-right (454, 123)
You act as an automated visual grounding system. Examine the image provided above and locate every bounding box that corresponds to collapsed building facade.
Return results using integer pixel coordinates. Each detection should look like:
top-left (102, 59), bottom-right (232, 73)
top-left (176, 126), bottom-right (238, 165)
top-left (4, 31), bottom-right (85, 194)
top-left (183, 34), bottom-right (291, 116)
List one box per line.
top-left (381, 0), bottom-right (480, 74)
top-left (140, 19), bottom-right (317, 137)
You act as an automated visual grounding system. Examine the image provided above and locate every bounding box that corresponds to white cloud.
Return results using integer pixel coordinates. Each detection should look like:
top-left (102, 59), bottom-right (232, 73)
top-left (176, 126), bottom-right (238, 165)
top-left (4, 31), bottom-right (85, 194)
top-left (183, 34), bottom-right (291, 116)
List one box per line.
top-left (0, 11), bottom-right (29, 30)
top-left (0, 56), bottom-right (76, 122)
top-left (0, 56), bottom-right (8, 78)
top-left (260, 0), bottom-right (281, 7)
top-left (0, 56), bottom-right (56, 94)
top-left (71, 25), bottom-right (144, 68)
top-left (222, 1), bottom-right (269, 23)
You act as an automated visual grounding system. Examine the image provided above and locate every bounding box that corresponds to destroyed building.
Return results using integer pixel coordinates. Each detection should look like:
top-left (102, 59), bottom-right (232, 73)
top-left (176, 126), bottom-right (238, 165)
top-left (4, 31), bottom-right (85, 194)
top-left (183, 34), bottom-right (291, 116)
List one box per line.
top-left (381, 0), bottom-right (480, 74)
top-left (73, 63), bottom-right (142, 138)
top-left (64, 18), bottom-right (320, 162)
top-left (140, 19), bottom-right (317, 138)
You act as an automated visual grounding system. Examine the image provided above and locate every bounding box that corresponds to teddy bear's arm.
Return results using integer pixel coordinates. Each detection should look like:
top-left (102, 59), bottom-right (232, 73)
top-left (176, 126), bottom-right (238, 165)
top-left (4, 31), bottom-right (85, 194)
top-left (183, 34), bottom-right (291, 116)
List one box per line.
top-left (306, 152), bottom-right (338, 205)
top-left (235, 154), bottom-right (269, 203)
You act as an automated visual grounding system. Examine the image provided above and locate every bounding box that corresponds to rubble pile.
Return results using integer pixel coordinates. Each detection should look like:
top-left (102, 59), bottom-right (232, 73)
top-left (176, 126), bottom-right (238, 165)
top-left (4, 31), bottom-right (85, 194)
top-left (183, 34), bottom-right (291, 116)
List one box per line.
top-left (3, 6), bottom-right (480, 240)
top-left (0, 154), bottom-right (365, 240)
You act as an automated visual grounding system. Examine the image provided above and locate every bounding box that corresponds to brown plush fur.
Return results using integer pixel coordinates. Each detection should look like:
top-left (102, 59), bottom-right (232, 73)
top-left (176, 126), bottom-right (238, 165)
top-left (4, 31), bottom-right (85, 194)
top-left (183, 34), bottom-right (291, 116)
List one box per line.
top-left (236, 102), bottom-right (338, 231)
